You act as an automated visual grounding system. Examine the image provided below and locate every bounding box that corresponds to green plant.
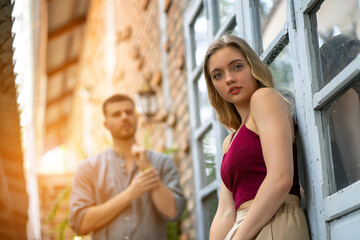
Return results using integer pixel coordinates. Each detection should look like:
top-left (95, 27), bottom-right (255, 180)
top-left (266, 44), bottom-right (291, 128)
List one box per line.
top-left (47, 143), bottom-right (87, 239)
top-left (166, 207), bottom-right (190, 240)
top-left (46, 185), bottom-right (72, 240)
top-left (143, 131), bottom-right (189, 240)
top-left (163, 147), bottom-right (178, 155)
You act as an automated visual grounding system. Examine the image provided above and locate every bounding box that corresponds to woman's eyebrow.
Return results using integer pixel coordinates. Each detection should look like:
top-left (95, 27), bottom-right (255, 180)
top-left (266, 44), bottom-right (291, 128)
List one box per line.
top-left (229, 58), bottom-right (245, 65)
top-left (210, 68), bottom-right (220, 75)
top-left (210, 58), bottom-right (245, 74)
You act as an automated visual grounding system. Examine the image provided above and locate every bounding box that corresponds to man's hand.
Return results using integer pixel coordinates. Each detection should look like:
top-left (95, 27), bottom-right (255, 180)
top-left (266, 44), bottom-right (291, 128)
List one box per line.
top-left (131, 144), bottom-right (152, 170)
top-left (127, 168), bottom-right (161, 199)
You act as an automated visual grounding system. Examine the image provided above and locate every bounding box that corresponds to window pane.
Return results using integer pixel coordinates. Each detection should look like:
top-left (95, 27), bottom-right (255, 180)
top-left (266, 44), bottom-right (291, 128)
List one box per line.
top-left (196, 74), bottom-right (213, 125)
top-left (229, 24), bottom-right (240, 37)
top-left (317, 0), bottom-right (360, 88)
top-left (269, 45), bottom-right (296, 115)
top-left (199, 128), bottom-right (217, 187)
top-left (259, 0), bottom-right (287, 50)
top-left (324, 79), bottom-right (360, 192)
top-left (193, 7), bottom-right (208, 68)
top-left (201, 191), bottom-right (218, 240)
top-left (219, 0), bottom-right (235, 25)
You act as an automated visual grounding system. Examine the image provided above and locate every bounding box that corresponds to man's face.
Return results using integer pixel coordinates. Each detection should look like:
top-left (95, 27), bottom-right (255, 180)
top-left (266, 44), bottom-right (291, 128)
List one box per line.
top-left (104, 100), bottom-right (137, 140)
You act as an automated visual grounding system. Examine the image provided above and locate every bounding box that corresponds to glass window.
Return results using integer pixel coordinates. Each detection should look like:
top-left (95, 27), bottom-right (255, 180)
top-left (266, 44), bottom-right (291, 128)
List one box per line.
top-left (229, 23), bottom-right (240, 37)
top-left (324, 78), bottom-right (360, 192)
top-left (317, 0), bottom-right (360, 192)
top-left (269, 45), bottom-right (295, 115)
top-left (193, 7), bottom-right (208, 68)
top-left (259, 0), bottom-right (287, 50)
top-left (219, 0), bottom-right (235, 25)
top-left (201, 192), bottom-right (218, 240)
top-left (199, 128), bottom-right (217, 187)
top-left (196, 74), bottom-right (213, 125)
top-left (317, 0), bottom-right (360, 88)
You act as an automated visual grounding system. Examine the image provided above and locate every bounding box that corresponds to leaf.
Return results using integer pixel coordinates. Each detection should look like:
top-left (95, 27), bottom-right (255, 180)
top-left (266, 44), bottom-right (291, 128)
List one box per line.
top-left (47, 185), bottom-right (72, 223)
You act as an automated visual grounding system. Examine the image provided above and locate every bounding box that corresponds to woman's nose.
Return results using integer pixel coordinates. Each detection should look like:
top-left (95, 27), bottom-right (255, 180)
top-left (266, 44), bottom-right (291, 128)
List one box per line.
top-left (225, 73), bottom-right (236, 84)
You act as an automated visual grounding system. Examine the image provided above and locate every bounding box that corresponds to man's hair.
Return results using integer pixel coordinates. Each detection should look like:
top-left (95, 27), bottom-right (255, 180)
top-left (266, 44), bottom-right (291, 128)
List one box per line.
top-left (102, 94), bottom-right (135, 116)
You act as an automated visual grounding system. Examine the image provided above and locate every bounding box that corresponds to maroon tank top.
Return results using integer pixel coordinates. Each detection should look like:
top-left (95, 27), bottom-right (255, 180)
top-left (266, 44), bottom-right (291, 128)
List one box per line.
top-left (221, 122), bottom-right (300, 210)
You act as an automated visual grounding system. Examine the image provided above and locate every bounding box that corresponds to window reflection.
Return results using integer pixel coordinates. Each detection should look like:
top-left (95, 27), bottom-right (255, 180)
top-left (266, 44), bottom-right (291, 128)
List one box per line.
top-left (202, 192), bottom-right (218, 240)
top-left (325, 80), bottom-right (360, 191)
top-left (229, 24), bottom-right (240, 37)
top-left (317, 0), bottom-right (360, 86)
top-left (200, 128), bottom-right (217, 187)
top-left (318, 0), bottom-right (360, 191)
top-left (320, 35), bottom-right (360, 191)
top-left (193, 7), bottom-right (208, 68)
top-left (196, 74), bottom-right (213, 125)
top-left (259, 0), bottom-right (286, 50)
top-left (219, 0), bottom-right (235, 25)
top-left (269, 45), bottom-right (295, 116)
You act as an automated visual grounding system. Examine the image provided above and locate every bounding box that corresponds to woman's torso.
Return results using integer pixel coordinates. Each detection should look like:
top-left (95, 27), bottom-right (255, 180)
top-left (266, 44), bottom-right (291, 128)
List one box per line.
top-left (220, 117), bottom-right (300, 210)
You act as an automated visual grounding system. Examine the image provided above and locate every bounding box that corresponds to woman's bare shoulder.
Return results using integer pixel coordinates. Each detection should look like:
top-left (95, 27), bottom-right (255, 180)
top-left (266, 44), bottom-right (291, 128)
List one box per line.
top-left (250, 87), bottom-right (291, 127)
top-left (222, 132), bottom-right (234, 155)
top-left (251, 87), bottom-right (284, 103)
top-left (250, 88), bottom-right (289, 112)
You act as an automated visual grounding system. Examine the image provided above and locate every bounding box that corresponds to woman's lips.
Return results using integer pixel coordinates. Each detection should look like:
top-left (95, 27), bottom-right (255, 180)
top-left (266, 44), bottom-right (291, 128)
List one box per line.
top-left (229, 86), bottom-right (241, 95)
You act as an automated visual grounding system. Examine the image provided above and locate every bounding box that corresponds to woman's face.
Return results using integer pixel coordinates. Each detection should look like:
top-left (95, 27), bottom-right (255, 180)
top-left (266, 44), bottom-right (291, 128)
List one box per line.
top-left (208, 46), bottom-right (257, 106)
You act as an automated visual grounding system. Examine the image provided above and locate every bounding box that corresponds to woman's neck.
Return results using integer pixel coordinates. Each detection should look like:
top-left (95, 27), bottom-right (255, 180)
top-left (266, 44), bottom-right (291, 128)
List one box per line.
top-left (235, 104), bottom-right (250, 124)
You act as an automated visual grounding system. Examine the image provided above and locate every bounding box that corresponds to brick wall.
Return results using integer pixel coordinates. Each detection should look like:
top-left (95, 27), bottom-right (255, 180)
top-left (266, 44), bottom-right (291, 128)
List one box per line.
top-left (0, 1), bottom-right (28, 239)
top-left (162, 1), bottom-right (195, 239)
top-left (68, 0), bottom-right (197, 239)
top-left (38, 173), bottom-right (77, 240)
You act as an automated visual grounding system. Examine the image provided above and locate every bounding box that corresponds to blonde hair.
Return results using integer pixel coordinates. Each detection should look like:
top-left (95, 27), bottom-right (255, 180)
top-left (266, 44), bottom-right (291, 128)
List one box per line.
top-left (203, 34), bottom-right (273, 131)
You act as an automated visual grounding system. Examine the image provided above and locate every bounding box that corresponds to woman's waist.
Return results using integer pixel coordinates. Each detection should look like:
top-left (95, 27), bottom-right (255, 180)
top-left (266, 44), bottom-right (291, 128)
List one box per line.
top-left (237, 194), bottom-right (300, 211)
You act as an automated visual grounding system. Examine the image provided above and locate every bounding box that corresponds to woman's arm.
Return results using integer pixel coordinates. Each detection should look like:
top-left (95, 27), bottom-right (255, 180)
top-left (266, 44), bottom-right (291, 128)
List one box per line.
top-left (210, 134), bottom-right (237, 239)
top-left (233, 88), bottom-right (294, 240)
top-left (210, 181), bottom-right (236, 239)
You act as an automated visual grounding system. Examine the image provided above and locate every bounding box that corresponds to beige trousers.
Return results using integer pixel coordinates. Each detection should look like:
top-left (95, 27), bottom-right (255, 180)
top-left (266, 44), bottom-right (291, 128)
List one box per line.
top-left (225, 195), bottom-right (310, 240)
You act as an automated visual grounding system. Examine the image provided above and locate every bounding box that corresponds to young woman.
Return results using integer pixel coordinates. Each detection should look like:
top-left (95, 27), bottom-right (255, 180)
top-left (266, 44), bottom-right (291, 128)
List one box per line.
top-left (204, 34), bottom-right (310, 240)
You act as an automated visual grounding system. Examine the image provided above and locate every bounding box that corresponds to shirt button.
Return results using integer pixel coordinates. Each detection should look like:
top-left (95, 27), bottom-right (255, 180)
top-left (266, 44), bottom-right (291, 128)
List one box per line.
top-left (125, 217), bottom-right (129, 221)
top-left (124, 236), bottom-right (129, 240)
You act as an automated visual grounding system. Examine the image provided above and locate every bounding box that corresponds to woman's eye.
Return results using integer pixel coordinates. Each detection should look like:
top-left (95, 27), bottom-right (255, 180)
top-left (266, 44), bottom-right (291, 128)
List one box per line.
top-left (234, 64), bottom-right (243, 70)
top-left (213, 73), bottom-right (222, 79)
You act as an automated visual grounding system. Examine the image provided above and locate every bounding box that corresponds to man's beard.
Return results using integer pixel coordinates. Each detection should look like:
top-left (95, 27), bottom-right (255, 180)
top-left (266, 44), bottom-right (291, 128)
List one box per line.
top-left (111, 128), bottom-right (136, 140)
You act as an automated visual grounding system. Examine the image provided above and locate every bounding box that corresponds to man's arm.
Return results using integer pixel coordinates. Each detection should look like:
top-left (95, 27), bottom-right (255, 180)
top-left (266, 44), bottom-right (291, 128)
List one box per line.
top-left (70, 166), bottom-right (160, 235)
top-left (150, 179), bottom-right (177, 218)
top-left (132, 145), bottom-right (186, 220)
top-left (78, 187), bottom-right (133, 235)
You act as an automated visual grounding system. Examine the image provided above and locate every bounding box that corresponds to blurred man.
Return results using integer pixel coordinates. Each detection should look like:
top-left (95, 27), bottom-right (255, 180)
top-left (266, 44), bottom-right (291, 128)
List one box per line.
top-left (69, 94), bottom-right (186, 240)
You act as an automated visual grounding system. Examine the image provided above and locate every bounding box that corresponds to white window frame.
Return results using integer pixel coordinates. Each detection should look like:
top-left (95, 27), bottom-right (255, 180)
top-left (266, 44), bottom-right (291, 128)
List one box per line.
top-left (185, 0), bottom-right (360, 239)
top-left (291, 0), bottom-right (360, 239)
top-left (184, 1), bottom-right (238, 239)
